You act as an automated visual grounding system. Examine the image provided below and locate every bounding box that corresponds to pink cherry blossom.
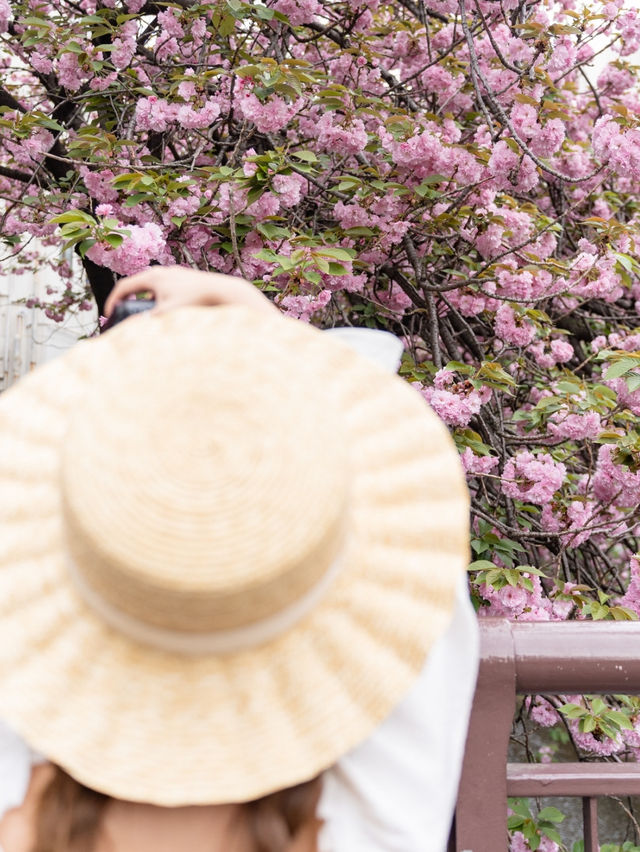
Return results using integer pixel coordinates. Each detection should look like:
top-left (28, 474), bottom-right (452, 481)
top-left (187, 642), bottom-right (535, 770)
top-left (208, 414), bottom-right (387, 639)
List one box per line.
top-left (135, 96), bottom-right (176, 132)
top-left (494, 304), bottom-right (536, 347)
top-left (461, 448), bottom-right (499, 475)
top-left (315, 113), bottom-right (368, 156)
top-left (273, 0), bottom-right (320, 25)
top-left (593, 444), bottom-right (640, 507)
top-left (56, 51), bottom-right (88, 92)
top-left (488, 141), bottom-right (539, 192)
top-left (236, 92), bottom-right (302, 133)
top-left (502, 452), bottom-right (566, 505)
top-left (619, 556), bottom-right (640, 616)
top-left (272, 173), bottom-right (307, 207)
top-left (540, 500), bottom-right (596, 547)
top-left (87, 223), bottom-right (167, 276)
top-left (547, 411), bottom-right (601, 441)
top-left (571, 721), bottom-right (624, 756)
top-left (547, 36), bottom-right (577, 74)
top-left (421, 385), bottom-right (485, 428)
top-left (279, 289), bottom-right (331, 321)
top-left (529, 697), bottom-right (560, 727)
top-left (0, 0), bottom-right (11, 31)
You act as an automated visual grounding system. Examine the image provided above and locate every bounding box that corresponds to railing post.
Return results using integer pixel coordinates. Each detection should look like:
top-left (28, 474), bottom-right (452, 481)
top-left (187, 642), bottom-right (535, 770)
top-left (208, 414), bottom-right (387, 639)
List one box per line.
top-left (583, 797), bottom-right (599, 852)
top-left (454, 619), bottom-right (516, 852)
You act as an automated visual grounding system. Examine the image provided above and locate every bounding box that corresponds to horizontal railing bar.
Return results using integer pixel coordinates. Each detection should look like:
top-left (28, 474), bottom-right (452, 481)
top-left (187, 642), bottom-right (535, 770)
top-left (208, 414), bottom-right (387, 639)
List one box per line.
top-left (507, 762), bottom-right (640, 797)
top-left (510, 622), bottom-right (640, 693)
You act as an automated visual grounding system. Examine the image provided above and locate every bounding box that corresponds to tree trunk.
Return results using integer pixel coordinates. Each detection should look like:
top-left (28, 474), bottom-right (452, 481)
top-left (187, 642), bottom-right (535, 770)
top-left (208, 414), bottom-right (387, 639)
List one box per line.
top-left (81, 256), bottom-right (116, 317)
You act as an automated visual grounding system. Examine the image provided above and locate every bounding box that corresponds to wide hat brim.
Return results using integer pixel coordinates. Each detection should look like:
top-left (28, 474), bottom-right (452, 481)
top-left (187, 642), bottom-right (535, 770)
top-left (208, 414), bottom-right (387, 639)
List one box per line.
top-left (0, 307), bottom-right (469, 805)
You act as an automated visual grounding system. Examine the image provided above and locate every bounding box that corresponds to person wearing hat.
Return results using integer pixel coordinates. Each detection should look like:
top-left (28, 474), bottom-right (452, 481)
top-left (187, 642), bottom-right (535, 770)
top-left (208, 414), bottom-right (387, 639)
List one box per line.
top-left (0, 268), bottom-right (478, 852)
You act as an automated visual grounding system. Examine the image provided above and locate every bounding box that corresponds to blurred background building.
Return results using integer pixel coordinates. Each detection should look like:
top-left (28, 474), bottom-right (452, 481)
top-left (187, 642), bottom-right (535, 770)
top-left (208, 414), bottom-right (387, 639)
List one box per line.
top-left (0, 261), bottom-right (97, 393)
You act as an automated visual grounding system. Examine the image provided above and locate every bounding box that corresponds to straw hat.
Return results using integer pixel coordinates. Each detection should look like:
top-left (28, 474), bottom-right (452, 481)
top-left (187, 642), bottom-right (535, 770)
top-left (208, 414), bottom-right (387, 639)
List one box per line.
top-left (0, 306), bottom-right (469, 806)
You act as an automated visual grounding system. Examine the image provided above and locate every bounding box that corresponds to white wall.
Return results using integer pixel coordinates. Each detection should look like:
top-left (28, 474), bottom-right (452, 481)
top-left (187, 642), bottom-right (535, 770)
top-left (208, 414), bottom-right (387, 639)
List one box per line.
top-left (0, 265), bottom-right (97, 392)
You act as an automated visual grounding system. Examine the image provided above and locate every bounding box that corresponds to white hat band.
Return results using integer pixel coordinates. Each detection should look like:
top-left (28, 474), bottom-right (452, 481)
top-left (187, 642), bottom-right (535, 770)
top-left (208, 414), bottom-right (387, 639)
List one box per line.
top-left (66, 553), bottom-right (345, 656)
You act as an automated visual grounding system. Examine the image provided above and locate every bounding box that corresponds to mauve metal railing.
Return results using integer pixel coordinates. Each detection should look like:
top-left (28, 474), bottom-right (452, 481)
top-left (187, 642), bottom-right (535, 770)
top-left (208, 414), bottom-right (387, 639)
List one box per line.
top-left (449, 619), bottom-right (640, 852)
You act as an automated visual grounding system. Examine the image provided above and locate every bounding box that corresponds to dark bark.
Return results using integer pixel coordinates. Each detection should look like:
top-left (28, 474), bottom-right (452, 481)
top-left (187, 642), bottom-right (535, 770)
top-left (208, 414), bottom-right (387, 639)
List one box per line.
top-left (81, 255), bottom-right (116, 316)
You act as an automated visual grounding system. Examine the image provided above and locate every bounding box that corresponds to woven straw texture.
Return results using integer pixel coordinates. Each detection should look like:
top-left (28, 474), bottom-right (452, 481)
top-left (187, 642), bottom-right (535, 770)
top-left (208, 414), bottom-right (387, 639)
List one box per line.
top-left (0, 306), bottom-right (469, 806)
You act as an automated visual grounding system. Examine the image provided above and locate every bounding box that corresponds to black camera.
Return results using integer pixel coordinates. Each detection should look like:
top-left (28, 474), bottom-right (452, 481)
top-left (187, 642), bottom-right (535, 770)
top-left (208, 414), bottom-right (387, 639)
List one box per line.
top-left (102, 299), bottom-right (156, 332)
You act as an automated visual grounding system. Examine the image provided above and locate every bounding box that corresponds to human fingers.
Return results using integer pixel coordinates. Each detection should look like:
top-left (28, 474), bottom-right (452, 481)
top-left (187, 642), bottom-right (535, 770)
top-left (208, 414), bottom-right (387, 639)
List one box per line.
top-left (106, 266), bottom-right (279, 317)
top-left (104, 271), bottom-right (163, 316)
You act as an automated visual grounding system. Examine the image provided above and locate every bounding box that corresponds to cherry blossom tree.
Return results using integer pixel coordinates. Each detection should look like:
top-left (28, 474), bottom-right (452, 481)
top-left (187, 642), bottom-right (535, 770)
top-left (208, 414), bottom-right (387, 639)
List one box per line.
top-left (3, 0), bottom-right (640, 841)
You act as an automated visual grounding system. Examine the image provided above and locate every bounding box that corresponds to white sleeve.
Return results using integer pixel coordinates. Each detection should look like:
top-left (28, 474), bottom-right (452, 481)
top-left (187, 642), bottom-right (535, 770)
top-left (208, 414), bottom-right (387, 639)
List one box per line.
top-left (317, 576), bottom-right (478, 852)
top-left (318, 327), bottom-right (478, 852)
top-left (323, 327), bottom-right (405, 374)
top-left (0, 719), bottom-right (43, 821)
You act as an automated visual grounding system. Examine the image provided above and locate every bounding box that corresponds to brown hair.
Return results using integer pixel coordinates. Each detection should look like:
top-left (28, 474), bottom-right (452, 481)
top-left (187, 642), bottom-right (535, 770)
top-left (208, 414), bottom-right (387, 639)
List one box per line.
top-left (32, 769), bottom-right (107, 852)
top-left (33, 766), bottom-right (320, 852)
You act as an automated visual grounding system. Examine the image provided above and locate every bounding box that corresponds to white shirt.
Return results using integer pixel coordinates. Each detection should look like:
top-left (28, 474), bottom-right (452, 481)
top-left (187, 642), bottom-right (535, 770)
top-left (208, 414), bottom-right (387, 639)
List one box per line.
top-left (0, 328), bottom-right (479, 852)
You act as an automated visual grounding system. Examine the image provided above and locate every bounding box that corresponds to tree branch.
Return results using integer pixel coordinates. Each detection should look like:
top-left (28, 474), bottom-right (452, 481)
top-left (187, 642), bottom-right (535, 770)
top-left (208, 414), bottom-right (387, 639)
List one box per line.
top-left (0, 164), bottom-right (49, 185)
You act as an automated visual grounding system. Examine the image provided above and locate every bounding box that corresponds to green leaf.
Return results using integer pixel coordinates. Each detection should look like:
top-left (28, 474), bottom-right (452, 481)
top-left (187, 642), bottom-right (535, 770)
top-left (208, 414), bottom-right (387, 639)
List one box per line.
top-left (599, 720), bottom-right (619, 740)
top-left (559, 702), bottom-right (586, 719)
top-left (124, 193), bottom-right (156, 207)
top-left (523, 819), bottom-right (540, 850)
top-left (256, 222), bottom-right (289, 240)
top-left (468, 560), bottom-right (498, 571)
top-left (614, 252), bottom-right (637, 272)
top-left (605, 358), bottom-right (640, 380)
top-left (508, 799), bottom-right (532, 819)
top-left (478, 360), bottom-right (518, 387)
top-left (63, 41), bottom-right (85, 54)
top-left (313, 247), bottom-right (354, 262)
top-left (421, 173), bottom-right (448, 185)
top-left (253, 248), bottom-right (279, 262)
top-left (104, 233), bottom-right (123, 248)
top-left (50, 211), bottom-right (96, 225)
top-left (255, 4), bottom-right (274, 19)
top-left (445, 360), bottom-right (474, 374)
top-left (78, 237), bottom-right (96, 257)
top-left (291, 150), bottom-right (317, 162)
top-left (344, 227), bottom-right (375, 237)
top-left (111, 173), bottom-right (143, 189)
top-left (539, 825), bottom-right (563, 844)
top-left (610, 606), bottom-right (639, 621)
top-left (592, 602), bottom-right (610, 620)
top-left (336, 177), bottom-right (361, 191)
top-left (235, 64), bottom-right (262, 78)
top-left (538, 807), bottom-right (565, 823)
top-left (80, 14), bottom-right (109, 24)
top-left (247, 186), bottom-right (265, 205)
top-left (556, 380), bottom-right (580, 394)
top-left (218, 12), bottom-right (236, 35)
top-left (579, 715), bottom-right (596, 733)
top-left (34, 117), bottom-right (64, 132)
top-left (21, 15), bottom-right (52, 26)
top-left (604, 710), bottom-right (634, 730)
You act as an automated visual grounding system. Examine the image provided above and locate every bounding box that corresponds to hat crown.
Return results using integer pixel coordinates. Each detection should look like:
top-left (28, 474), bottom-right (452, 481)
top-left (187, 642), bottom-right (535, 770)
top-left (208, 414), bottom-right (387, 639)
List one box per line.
top-left (61, 308), bottom-right (349, 639)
